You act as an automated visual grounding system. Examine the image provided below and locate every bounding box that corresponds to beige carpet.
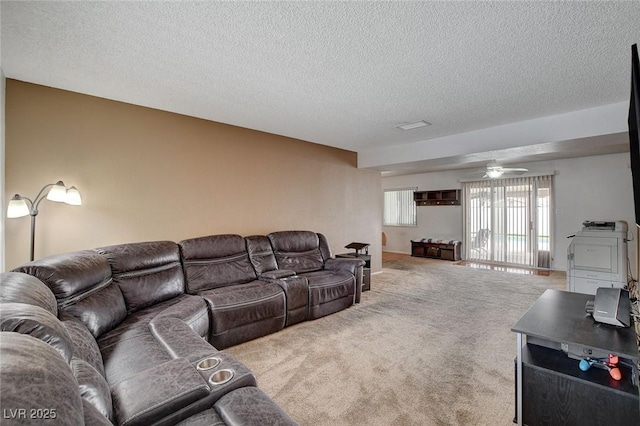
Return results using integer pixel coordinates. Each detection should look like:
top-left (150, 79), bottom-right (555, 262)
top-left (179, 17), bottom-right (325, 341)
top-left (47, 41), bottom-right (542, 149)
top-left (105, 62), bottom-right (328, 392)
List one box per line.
top-left (226, 256), bottom-right (566, 425)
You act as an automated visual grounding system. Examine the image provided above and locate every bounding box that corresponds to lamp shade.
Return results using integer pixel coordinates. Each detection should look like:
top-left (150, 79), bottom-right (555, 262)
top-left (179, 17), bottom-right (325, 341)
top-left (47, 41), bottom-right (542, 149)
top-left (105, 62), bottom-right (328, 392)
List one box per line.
top-left (7, 196), bottom-right (30, 218)
top-left (65, 186), bottom-right (82, 205)
top-left (8, 180), bottom-right (83, 262)
top-left (46, 181), bottom-right (68, 202)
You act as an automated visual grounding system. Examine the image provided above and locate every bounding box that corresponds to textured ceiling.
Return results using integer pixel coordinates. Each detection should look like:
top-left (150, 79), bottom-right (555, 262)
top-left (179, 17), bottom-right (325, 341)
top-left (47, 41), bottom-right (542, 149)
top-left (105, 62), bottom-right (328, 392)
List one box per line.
top-left (2, 1), bottom-right (640, 173)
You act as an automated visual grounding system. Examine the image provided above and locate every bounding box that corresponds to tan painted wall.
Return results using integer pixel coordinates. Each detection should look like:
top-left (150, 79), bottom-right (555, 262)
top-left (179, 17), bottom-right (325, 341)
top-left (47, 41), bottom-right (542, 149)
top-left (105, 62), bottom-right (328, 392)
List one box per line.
top-left (4, 80), bottom-right (382, 271)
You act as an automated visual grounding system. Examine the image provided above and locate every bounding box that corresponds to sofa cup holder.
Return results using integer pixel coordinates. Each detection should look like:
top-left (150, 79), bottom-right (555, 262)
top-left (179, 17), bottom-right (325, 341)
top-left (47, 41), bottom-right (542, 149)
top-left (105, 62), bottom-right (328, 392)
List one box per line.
top-left (196, 357), bottom-right (221, 371)
top-left (209, 369), bottom-right (234, 386)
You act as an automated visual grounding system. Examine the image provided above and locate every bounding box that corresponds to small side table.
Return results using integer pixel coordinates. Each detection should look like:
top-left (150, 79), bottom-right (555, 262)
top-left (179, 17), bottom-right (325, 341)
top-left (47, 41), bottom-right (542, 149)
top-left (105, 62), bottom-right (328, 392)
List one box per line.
top-left (336, 253), bottom-right (371, 292)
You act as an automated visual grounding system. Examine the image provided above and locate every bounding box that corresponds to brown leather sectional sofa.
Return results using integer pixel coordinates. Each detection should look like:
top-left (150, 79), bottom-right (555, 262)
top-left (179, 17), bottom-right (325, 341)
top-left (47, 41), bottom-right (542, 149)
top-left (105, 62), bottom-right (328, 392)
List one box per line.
top-left (0, 231), bottom-right (365, 425)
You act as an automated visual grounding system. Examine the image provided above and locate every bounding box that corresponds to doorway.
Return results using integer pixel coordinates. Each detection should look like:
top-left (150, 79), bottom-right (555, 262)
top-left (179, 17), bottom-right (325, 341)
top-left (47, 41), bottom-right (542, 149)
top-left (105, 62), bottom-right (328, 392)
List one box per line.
top-left (463, 175), bottom-right (553, 268)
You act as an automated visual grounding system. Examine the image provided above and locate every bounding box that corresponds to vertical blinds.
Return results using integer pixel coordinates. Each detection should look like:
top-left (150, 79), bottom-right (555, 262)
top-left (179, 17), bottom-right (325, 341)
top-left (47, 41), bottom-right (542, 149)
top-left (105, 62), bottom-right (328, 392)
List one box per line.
top-left (384, 188), bottom-right (417, 226)
top-left (462, 175), bottom-right (553, 268)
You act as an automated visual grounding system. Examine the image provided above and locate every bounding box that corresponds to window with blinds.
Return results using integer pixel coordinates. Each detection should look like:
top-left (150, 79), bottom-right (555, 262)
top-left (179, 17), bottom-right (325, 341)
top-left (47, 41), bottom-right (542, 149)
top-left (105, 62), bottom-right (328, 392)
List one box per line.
top-left (383, 188), bottom-right (417, 226)
top-left (462, 175), bottom-right (553, 268)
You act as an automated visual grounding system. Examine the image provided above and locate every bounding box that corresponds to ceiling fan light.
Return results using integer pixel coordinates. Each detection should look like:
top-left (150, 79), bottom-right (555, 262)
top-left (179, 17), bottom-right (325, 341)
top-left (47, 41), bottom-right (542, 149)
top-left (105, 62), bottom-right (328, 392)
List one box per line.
top-left (486, 168), bottom-right (504, 179)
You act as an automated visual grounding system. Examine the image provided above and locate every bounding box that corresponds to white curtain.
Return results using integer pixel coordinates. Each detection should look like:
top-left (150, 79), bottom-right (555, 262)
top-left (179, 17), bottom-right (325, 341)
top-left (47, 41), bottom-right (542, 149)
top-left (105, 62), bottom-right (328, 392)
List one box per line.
top-left (462, 175), bottom-right (553, 268)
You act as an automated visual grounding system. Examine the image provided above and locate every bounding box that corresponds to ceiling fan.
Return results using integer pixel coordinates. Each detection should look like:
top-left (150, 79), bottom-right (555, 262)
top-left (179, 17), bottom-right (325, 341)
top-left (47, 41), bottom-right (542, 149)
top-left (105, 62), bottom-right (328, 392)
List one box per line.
top-left (471, 161), bottom-right (528, 179)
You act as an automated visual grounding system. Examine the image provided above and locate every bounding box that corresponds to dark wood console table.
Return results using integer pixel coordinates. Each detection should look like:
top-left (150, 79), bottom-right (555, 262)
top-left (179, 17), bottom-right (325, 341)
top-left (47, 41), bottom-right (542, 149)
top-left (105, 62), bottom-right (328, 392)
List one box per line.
top-left (411, 240), bottom-right (461, 261)
top-left (512, 289), bottom-right (639, 426)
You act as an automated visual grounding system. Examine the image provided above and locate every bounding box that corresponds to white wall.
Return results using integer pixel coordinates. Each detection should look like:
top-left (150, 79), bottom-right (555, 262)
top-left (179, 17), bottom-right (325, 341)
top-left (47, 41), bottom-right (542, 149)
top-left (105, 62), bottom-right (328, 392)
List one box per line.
top-left (382, 153), bottom-right (637, 273)
top-left (382, 170), bottom-right (463, 253)
top-left (553, 154), bottom-right (635, 272)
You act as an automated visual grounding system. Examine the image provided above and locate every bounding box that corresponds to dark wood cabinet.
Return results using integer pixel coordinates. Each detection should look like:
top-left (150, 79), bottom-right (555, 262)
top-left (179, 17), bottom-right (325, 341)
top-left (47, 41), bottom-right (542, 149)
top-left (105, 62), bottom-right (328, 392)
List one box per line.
top-left (411, 240), bottom-right (461, 261)
top-left (414, 189), bottom-right (460, 206)
top-left (517, 344), bottom-right (639, 426)
top-left (512, 290), bottom-right (640, 426)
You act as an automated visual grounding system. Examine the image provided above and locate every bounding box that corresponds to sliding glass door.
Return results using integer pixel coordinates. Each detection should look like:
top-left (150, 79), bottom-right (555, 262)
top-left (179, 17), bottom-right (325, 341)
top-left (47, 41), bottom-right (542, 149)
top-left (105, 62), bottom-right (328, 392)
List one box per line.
top-left (463, 175), bottom-right (553, 268)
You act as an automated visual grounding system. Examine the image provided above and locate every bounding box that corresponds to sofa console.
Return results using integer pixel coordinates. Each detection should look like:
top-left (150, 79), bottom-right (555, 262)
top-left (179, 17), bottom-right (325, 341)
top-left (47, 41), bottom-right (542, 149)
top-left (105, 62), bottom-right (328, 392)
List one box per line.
top-left (0, 230), bottom-right (364, 426)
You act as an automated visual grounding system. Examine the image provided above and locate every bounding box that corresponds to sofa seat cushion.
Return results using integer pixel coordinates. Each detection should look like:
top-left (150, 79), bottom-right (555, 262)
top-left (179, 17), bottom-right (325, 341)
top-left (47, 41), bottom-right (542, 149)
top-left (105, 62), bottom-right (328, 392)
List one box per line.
top-left (301, 270), bottom-right (355, 319)
top-left (199, 281), bottom-right (286, 349)
top-left (97, 295), bottom-right (208, 386)
top-left (99, 332), bottom-right (174, 387)
top-left (98, 294), bottom-right (209, 351)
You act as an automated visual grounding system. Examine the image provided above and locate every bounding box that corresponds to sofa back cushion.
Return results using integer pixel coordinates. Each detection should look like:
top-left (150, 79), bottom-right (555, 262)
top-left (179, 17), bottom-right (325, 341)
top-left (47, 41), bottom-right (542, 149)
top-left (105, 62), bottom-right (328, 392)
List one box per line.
top-left (317, 233), bottom-right (333, 260)
top-left (13, 249), bottom-right (113, 300)
top-left (245, 235), bottom-right (278, 275)
top-left (12, 249), bottom-right (127, 338)
top-left (71, 358), bottom-right (114, 422)
top-left (61, 312), bottom-right (106, 377)
top-left (96, 241), bottom-right (185, 314)
top-left (0, 302), bottom-right (74, 362)
top-left (64, 283), bottom-right (128, 339)
top-left (83, 399), bottom-right (114, 426)
top-left (0, 272), bottom-right (59, 316)
top-left (267, 231), bottom-right (326, 273)
top-left (179, 234), bottom-right (257, 293)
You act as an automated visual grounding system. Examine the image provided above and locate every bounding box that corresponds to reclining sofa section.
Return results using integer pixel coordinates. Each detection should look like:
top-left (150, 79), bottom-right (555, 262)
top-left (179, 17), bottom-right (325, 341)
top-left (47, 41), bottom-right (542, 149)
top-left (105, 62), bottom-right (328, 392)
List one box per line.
top-left (1, 230), bottom-right (364, 426)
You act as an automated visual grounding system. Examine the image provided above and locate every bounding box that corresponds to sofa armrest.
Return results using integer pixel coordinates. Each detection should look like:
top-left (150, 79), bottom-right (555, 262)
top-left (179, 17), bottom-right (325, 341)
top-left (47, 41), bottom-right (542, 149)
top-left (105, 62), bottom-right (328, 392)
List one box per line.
top-left (215, 387), bottom-right (299, 425)
top-left (111, 357), bottom-right (210, 426)
top-left (150, 316), bottom-right (219, 363)
top-left (324, 258), bottom-right (364, 275)
top-left (260, 269), bottom-right (296, 280)
top-left (150, 351), bottom-right (259, 426)
top-left (324, 258), bottom-right (365, 303)
top-left (267, 275), bottom-right (309, 326)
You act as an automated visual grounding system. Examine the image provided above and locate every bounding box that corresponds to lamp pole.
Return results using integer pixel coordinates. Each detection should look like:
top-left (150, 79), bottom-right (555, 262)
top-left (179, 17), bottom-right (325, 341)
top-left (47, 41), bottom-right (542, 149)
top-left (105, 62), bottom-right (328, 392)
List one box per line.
top-left (23, 183), bottom-right (57, 262)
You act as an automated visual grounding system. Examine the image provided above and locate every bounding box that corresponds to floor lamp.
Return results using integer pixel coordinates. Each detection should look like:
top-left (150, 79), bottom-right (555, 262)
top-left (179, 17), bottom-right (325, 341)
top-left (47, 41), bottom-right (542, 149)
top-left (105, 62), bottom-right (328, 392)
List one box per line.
top-left (7, 180), bottom-right (82, 261)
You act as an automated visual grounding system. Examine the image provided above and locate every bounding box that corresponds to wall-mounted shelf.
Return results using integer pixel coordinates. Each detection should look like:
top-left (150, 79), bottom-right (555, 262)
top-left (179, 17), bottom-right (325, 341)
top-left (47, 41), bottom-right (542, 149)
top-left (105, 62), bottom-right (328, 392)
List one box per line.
top-left (414, 189), bottom-right (460, 206)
